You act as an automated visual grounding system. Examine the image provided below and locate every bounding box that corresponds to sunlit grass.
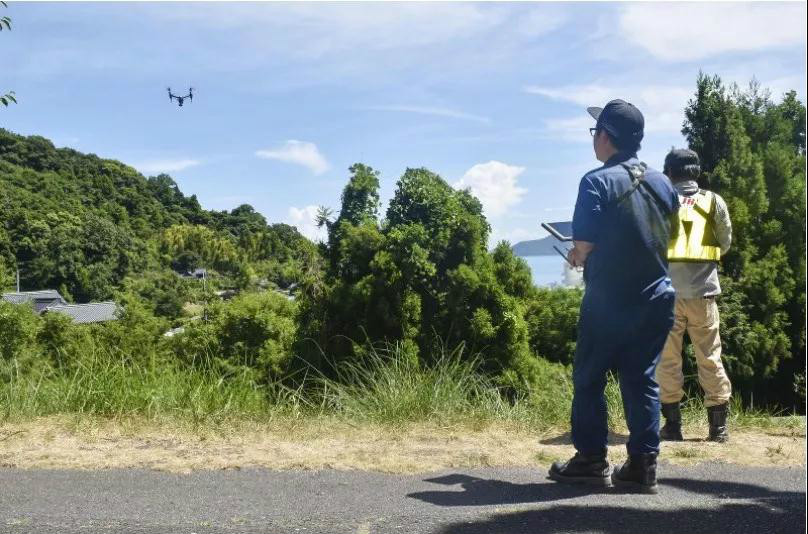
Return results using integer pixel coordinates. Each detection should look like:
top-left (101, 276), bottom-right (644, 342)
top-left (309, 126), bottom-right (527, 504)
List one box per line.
top-left (0, 341), bottom-right (799, 437)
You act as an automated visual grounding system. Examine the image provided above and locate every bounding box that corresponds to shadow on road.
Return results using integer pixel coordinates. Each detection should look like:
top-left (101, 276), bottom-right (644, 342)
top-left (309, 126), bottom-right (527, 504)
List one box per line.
top-left (419, 476), bottom-right (805, 534)
top-left (408, 474), bottom-right (603, 506)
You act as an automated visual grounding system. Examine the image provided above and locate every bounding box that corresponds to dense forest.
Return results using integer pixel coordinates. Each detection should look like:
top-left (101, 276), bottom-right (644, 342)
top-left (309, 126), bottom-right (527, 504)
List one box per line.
top-left (0, 74), bottom-right (805, 411)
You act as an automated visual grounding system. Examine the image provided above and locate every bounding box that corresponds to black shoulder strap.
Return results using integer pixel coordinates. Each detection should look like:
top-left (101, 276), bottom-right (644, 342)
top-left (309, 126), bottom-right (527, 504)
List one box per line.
top-left (614, 162), bottom-right (669, 212)
top-left (613, 162), bottom-right (647, 205)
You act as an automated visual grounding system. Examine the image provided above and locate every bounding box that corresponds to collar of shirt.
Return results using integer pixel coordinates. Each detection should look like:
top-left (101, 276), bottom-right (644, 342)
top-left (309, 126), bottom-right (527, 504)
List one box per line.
top-left (604, 151), bottom-right (639, 166)
top-left (673, 180), bottom-right (699, 196)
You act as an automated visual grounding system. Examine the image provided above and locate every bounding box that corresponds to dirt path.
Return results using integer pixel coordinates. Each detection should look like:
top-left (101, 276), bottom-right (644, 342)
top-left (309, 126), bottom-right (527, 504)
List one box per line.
top-left (1, 417), bottom-right (804, 473)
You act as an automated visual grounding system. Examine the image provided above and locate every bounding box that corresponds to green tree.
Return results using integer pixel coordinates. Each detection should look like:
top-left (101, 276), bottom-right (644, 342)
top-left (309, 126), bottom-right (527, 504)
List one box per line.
top-left (682, 74), bottom-right (806, 406)
top-left (297, 164), bottom-right (544, 395)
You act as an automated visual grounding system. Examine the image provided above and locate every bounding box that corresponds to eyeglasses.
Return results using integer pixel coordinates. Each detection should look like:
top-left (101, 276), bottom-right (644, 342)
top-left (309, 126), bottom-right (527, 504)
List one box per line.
top-left (589, 127), bottom-right (598, 137)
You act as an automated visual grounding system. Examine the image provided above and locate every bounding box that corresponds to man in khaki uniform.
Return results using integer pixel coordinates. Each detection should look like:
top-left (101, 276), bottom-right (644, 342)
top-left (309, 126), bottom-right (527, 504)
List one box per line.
top-left (657, 148), bottom-right (733, 443)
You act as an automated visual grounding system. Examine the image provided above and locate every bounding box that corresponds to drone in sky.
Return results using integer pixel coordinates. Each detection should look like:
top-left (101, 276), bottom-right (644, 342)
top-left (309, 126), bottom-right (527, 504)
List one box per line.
top-left (167, 87), bottom-right (193, 107)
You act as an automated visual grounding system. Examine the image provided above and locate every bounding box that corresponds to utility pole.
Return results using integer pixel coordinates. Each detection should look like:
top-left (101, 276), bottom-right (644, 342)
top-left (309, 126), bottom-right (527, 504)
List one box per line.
top-left (202, 267), bottom-right (208, 322)
top-left (16, 267), bottom-right (19, 292)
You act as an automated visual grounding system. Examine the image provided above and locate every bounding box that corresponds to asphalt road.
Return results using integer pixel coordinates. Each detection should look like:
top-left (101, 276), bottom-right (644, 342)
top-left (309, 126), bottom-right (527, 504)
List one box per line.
top-left (0, 463), bottom-right (804, 534)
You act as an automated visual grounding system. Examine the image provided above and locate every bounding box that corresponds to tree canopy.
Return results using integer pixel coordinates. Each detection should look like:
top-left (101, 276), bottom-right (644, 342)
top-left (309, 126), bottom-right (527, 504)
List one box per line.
top-left (682, 74), bottom-right (805, 405)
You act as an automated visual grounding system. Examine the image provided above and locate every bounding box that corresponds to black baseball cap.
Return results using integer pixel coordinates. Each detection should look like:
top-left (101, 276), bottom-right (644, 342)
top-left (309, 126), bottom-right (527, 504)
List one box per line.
top-left (587, 99), bottom-right (644, 144)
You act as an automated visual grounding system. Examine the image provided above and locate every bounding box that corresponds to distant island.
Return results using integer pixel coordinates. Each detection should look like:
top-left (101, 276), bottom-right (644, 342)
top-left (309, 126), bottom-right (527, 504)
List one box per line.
top-left (511, 235), bottom-right (559, 257)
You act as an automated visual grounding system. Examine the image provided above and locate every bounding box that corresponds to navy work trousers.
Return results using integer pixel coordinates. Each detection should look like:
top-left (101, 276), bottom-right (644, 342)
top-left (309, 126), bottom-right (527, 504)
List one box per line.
top-left (571, 290), bottom-right (675, 456)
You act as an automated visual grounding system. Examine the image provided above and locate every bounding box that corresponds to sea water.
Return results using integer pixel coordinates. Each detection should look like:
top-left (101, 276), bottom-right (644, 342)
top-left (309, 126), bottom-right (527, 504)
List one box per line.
top-left (520, 255), bottom-right (583, 288)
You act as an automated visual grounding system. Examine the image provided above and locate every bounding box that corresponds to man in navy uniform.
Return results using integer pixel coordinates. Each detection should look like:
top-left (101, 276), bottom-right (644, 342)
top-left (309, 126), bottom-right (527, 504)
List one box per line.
top-left (548, 99), bottom-right (679, 494)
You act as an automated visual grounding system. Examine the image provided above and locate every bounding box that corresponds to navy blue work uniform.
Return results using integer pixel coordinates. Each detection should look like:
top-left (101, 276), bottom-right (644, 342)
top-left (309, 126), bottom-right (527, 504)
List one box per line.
top-left (571, 152), bottom-right (679, 456)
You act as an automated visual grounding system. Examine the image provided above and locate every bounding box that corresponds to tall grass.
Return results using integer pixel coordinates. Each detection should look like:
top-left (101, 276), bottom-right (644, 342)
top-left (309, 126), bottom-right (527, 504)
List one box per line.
top-left (3, 340), bottom-right (783, 434)
top-left (0, 349), bottom-right (272, 425)
top-left (318, 342), bottom-right (516, 425)
top-left (0, 340), bottom-right (616, 431)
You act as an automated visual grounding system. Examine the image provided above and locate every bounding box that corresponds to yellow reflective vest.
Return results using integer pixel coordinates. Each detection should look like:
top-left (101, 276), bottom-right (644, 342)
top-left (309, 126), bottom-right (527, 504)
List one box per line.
top-left (668, 189), bottom-right (721, 262)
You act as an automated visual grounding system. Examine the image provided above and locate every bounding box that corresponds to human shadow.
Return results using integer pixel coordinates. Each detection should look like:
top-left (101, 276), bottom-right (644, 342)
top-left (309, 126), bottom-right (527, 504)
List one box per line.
top-left (432, 477), bottom-right (806, 534)
top-left (407, 473), bottom-right (607, 507)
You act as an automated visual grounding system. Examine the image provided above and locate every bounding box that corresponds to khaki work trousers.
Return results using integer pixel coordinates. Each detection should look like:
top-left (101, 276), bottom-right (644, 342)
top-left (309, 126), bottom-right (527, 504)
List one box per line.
top-left (657, 297), bottom-right (732, 407)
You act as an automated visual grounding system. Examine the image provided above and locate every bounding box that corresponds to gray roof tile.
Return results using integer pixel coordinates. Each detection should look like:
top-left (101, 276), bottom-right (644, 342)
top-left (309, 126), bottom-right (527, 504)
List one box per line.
top-left (2, 290), bottom-right (65, 304)
top-left (44, 302), bottom-right (118, 324)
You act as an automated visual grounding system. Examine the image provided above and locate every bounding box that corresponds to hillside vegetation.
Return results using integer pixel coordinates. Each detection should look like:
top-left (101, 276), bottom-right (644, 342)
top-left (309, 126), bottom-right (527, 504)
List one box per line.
top-left (0, 74), bottom-right (805, 426)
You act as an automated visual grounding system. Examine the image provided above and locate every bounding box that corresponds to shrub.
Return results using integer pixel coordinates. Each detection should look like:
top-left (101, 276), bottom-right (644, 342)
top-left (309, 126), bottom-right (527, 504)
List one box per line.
top-left (172, 291), bottom-right (297, 383)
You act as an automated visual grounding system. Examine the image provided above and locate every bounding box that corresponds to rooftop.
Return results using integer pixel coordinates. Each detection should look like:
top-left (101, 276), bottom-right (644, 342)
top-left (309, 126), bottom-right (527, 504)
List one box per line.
top-left (44, 302), bottom-right (118, 324)
top-left (2, 289), bottom-right (65, 303)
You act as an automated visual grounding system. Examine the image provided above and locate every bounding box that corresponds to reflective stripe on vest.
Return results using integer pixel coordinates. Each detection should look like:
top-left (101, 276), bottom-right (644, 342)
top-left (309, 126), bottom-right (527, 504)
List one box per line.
top-left (667, 190), bottom-right (721, 262)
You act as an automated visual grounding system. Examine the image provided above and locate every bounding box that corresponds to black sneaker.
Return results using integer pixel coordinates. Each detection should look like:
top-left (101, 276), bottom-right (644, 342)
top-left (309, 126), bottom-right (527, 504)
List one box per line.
top-left (611, 453), bottom-right (658, 494)
top-left (548, 451), bottom-right (612, 486)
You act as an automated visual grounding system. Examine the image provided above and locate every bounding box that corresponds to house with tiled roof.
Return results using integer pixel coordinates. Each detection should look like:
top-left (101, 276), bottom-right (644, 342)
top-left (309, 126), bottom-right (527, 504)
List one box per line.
top-left (2, 290), bottom-right (67, 313)
top-left (42, 302), bottom-right (118, 324)
top-left (2, 290), bottom-right (119, 324)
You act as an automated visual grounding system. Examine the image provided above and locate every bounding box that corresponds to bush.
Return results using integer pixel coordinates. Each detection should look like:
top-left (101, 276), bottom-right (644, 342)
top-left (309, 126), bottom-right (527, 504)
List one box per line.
top-left (172, 291), bottom-right (297, 383)
top-left (0, 300), bottom-right (40, 362)
top-left (121, 270), bottom-right (196, 319)
top-left (36, 311), bottom-right (90, 371)
top-left (524, 287), bottom-right (582, 365)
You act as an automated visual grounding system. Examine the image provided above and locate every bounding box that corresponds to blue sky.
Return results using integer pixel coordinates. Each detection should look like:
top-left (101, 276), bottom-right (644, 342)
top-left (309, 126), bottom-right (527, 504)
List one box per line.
top-left (2, 1), bottom-right (805, 245)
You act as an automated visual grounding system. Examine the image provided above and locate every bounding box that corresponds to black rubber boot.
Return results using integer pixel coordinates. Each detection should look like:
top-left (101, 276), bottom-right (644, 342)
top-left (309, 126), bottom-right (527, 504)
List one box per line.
top-left (548, 451), bottom-right (612, 486)
top-left (611, 453), bottom-right (658, 494)
top-left (659, 402), bottom-right (684, 441)
top-left (707, 403), bottom-right (729, 443)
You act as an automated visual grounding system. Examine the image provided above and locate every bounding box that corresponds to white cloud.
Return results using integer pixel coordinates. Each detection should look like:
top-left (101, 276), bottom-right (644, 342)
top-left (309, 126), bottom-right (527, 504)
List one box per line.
top-left (526, 83), bottom-right (692, 140)
top-left (104, 3), bottom-right (567, 84)
top-left (136, 158), bottom-right (200, 174)
top-left (149, 3), bottom-right (563, 58)
top-left (6, 3), bottom-right (570, 87)
top-left (619, 3), bottom-right (806, 62)
top-left (363, 105), bottom-right (490, 124)
top-left (454, 161), bottom-right (527, 217)
top-left (256, 140), bottom-right (330, 175)
top-left (287, 205), bottom-right (328, 243)
top-left (156, 3), bottom-right (497, 53)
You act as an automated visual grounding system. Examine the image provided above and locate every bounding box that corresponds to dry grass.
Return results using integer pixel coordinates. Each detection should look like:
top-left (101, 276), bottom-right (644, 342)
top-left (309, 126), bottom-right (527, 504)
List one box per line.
top-left (1, 416), bottom-right (803, 474)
